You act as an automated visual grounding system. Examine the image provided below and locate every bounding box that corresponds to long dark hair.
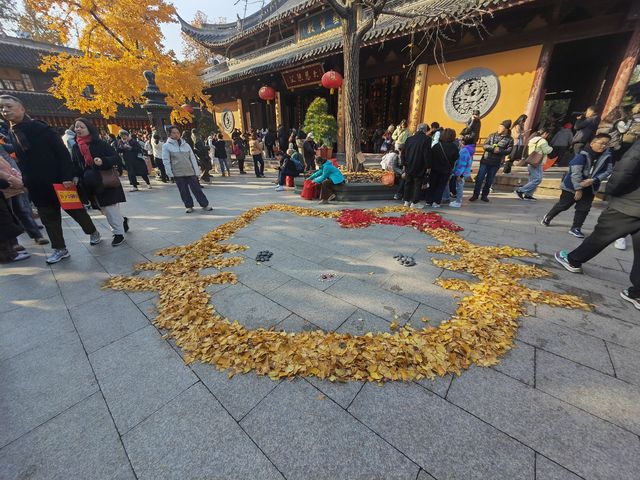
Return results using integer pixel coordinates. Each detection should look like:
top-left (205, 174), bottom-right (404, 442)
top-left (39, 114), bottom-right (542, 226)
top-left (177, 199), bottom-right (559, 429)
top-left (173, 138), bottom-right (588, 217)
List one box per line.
top-left (74, 117), bottom-right (100, 141)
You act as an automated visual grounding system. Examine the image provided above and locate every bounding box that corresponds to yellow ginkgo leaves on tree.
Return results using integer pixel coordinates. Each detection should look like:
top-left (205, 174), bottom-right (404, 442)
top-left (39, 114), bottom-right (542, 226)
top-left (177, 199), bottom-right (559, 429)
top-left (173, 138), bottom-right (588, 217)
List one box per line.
top-left (29, 0), bottom-right (208, 118)
top-left (105, 204), bottom-right (591, 383)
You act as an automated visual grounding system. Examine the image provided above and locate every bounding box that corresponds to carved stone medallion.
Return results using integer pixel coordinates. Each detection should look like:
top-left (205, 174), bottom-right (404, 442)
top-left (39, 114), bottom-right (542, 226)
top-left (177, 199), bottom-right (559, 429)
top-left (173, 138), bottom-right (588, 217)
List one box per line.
top-left (444, 68), bottom-right (500, 122)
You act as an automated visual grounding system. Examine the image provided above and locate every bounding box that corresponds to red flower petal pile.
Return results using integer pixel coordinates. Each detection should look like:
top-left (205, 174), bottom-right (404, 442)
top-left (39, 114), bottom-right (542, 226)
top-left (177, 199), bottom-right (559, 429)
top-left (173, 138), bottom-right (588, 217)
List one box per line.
top-left (336, 209), bottom-right (462, 232)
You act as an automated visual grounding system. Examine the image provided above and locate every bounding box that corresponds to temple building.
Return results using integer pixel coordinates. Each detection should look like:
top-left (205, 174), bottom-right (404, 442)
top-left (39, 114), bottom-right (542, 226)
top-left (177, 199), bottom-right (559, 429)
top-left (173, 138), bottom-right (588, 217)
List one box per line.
top-left (0, 35), bottom-right (149, 131)
top-left (181, 0), bottom-right (640, 151)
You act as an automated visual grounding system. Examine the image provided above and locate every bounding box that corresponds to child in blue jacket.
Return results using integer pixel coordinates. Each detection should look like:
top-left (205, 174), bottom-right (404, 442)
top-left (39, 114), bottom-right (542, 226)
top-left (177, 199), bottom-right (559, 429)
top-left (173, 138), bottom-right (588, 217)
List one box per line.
top-left (449, 139), bottom-right (473, 208)
top-left (309, 157), bottom-right (345, 204)
top-left (542, 133), bottom-right (613, 238)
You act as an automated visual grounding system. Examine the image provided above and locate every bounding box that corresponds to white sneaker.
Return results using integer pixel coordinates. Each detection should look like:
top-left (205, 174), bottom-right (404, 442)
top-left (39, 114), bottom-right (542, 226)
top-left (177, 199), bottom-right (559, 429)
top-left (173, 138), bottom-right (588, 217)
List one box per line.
top-left (202, 206), bottom-right (213, 211)
top-left (89, 231), bottom-right (102, 245)
top-left (422, 202), bottom-right (432, 209)
top-left (146, 183), bottom-right (152, 189)
top-left (46, 248), bottom-right (70, 264)
top-left (615, 238), bottom-right (627, 250)
top-left (129, 186), bottom-right (139, 192)
top-left (403, 201), bottom-right (410, 207)
top-left (410, 202), bottom-right (421, 209)
top-left (185, 207), bottom-right (193, 213)
top-left (431, 203), bottom-right (441, 209)
top-left (275, 186), bottom-right (284, 191)
top-left (449, 201), bottom-right (462, 208)
top-left (13, 251), bottom-right (31, 262)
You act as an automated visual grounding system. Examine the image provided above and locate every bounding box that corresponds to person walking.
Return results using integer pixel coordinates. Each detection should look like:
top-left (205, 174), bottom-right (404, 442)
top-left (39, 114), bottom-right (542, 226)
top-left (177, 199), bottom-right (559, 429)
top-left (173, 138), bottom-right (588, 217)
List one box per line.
top-left (213, 133), bottom-right (230, 176)
top-left (550, 122), bottom-right (574, 167)
top-left (163, 126), bottom-right (213, 213)
top-left (249, 133), bottom-right (265, 178)
top-left (571, 106), bottom-right (600, 154)
top-left (401, 123), bottom-right (432, 208)
top-left (425, 128), bottom-right (459, 208)
top-left (514, 129), bottom-right (553, 201)
top-left (0, 94), bottom-right (101, 264)
top-left (503, 114), bottom-right (527, 174)
top-left (151, 133), bottom-right (169, 182)
top-left (72, 118), bottom-right (129, 246)
top-left (302, 133), bottom-right (316, 172)
top-left (470, 120), bottom-right (513, 202)
top-left (554, 139), bottom-right (640, 311)
top-left (117, 130), bottom-right (151, 191)
top-left (392, 120), bottom-right (409, 150)
top-left (541, 133), bottom-right (613, 238)
top-left (309, 156), bottom-right (345, 204)
top-left (0, 182), bottom-right (29, 262)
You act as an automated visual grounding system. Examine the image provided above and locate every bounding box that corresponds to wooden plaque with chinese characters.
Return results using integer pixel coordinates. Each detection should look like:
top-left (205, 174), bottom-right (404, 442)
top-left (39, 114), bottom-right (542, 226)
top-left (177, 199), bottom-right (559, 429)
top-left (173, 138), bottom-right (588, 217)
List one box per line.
top-left (282, 64), bottom-right (325, 90)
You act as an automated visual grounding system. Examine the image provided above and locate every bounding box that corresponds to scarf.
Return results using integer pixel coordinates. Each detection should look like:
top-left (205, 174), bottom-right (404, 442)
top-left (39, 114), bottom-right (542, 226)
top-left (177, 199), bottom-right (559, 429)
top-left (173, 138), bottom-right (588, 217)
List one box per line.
top-left (76, 135), bottom-right (94, 167)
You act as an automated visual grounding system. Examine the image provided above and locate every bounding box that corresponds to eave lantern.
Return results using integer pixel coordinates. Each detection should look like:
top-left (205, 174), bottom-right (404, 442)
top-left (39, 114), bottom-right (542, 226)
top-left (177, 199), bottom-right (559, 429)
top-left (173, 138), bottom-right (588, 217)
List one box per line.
top-left (258, 86), bottom-right (276, 104)
top-left (321, 70), bottom-right (343, 94)
top-left (181, 103), bottom-right (195, 114)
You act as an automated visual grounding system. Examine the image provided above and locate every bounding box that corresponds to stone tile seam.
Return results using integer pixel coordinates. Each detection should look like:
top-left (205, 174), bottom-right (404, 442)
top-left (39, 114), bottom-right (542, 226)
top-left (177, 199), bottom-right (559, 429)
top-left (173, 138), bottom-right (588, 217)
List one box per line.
top-left (603, 341), bottom-right (618, 379)
top-left (542, 317), bottom-right (640, 354)
top-left (0, 326), bottom-right (76, 364)
top-left (193, 379), bottom-right (288, 480)
top-left (84, 322), bottom-right (150, 356)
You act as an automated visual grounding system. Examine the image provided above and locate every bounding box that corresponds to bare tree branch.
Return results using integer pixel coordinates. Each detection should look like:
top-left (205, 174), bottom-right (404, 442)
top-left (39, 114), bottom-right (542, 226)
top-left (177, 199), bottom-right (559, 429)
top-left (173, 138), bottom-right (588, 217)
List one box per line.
top-left (325, 0), bottom-right (349, 19)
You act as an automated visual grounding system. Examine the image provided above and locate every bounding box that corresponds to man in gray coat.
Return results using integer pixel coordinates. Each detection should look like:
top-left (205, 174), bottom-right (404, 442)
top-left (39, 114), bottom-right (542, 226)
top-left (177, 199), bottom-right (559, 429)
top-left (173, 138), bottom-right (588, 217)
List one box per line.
top-left (555, 140), bottom-right (640, 310)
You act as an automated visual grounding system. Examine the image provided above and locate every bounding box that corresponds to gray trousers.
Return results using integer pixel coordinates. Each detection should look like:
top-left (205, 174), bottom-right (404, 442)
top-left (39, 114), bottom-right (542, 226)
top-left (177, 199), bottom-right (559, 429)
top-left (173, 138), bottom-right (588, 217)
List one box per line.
top-left (102, 204), bottom-right (124, 235)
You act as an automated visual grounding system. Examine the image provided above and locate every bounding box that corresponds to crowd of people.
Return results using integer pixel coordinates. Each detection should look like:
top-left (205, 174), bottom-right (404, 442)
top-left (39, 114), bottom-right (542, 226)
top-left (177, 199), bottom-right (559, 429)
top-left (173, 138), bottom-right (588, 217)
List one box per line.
top-left (1, 91), bottom-right (639, 312)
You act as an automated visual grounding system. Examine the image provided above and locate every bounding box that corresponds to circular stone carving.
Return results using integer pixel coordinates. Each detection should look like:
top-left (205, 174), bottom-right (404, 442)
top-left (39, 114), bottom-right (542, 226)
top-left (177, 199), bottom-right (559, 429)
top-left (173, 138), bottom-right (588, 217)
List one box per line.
top-left (221, 109), bottom-right (235, 134)
top-left (444, 68), bottom-right (500, 123)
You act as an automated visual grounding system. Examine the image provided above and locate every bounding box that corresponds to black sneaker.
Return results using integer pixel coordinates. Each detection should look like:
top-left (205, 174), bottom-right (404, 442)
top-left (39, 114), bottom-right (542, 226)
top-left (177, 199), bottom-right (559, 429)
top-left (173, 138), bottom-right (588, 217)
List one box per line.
top-left (123, 217), bottom-right (129, 233)
top-left (480, 196), bottom-right (490, 202)
top-left (568, 227), bottom-right (585, 238)
top-left (540, 216), bottom-right (550, 226)
top-left (515, 190), bottom-right (525, 200)
top-left (469, 195), bottom-right (478, 202)
top-left (620, 289), bottom-right (640, 311)
top-left (111, 234), bottom-right (125, 246)
top-left (523, 195), bottom-right (537, 202)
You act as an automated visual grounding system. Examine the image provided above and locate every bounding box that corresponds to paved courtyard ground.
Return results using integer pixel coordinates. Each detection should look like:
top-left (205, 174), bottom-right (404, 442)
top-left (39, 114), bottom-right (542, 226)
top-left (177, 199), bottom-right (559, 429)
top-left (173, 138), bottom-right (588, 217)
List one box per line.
top-left (1, 172), bottom-right (640, 480)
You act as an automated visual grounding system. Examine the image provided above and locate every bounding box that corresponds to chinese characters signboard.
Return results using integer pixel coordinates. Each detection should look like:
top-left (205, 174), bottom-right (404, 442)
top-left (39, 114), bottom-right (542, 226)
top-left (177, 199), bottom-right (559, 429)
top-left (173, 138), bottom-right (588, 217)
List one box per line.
top-left (298, 10), bottom-right (341, 41)
top-left (282, 63), bottom-right (325, 89)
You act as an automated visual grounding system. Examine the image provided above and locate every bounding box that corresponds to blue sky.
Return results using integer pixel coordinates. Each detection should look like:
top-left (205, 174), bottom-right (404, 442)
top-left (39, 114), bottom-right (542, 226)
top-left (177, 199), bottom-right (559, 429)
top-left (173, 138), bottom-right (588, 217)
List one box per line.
top-left (163, 0), bottom-right (263, 58)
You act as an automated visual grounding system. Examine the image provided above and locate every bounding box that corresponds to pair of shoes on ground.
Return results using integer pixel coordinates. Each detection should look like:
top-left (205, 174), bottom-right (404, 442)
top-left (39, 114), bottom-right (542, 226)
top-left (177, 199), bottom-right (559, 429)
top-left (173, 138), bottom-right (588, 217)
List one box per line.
top-left (468, 196), bottom-right (490, 202)
top-left (129, 184), bottom-right (152, 192)
top-left (275, 185), bottom-right (285, 191)
top-left (514, 190), bottom-right (537, 201)
top-left (540, 217), bottom-right (585, 238)
top-left (423, 202), bottom-right (441, 209)
top-left (185, 206), bottom-right (213, 213)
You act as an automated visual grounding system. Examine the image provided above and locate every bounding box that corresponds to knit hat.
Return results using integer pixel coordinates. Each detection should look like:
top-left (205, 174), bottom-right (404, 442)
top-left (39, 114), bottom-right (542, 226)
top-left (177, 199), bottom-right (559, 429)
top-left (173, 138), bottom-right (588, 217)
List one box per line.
top-left (500, 119), bottom-right (512, 130)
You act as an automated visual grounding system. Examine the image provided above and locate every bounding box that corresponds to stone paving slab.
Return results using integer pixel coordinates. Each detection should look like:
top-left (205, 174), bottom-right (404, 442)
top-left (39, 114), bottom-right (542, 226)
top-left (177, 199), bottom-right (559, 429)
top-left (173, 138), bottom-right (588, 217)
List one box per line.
top-left (305, 377), bottom-right (363, 409)
top-left (0, 268), bottom-right (60, 314)
top-left (211, 283), bottom-right (292, 329)
top-left (606, 342), bottom-right (640, 387)
top-left (349, 381), bottom-right (534, 480)
top-left (535, 455), bottom-right (582, 480)
top-left (492, 340), bottom-right (535, 386)
top-left (0, 393), bottom-right (134, 480)
top-left (536, 350), bottom-right (640, 435)
top-left (123, 383), bottom-right (283, 480)
top-left (0, 293), bottom-right (75, 362)
top-left (89, 325), bottom-right (197, 434)
top-left (447, 367), bottom-right (640, 479)
top-left (0, 332), bottom-right (98, 447)
top-left (70, 291), bottom-right (150, 354)
top-left (241, 380), bottom-right (419, 480)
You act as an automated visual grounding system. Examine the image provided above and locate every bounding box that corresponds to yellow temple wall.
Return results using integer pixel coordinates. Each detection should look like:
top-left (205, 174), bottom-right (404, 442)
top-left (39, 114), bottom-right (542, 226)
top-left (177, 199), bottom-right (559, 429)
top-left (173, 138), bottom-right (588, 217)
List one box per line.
top-left (213, 100), bottom-right (244, 140)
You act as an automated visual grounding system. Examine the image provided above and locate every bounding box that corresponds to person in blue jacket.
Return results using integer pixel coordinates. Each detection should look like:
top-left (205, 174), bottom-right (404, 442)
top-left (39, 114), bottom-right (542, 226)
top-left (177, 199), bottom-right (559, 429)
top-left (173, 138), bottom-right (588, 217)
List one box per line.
top-left (309, 156), bottom-right (345, 204)
top-left (541, 133), bottom-right (613, 238)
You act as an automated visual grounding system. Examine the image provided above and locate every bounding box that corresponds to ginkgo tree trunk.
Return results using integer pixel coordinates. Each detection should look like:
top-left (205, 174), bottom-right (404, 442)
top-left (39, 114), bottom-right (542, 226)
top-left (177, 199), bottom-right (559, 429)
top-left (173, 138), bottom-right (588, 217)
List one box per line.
top-left (27, 0), bottom-right (207, 119)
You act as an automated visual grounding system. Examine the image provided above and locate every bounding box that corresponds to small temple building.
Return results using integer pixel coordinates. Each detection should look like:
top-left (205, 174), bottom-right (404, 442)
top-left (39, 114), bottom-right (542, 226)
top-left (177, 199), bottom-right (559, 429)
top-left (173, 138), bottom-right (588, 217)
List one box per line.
top-left (182, 0), bottom-right (639, 151)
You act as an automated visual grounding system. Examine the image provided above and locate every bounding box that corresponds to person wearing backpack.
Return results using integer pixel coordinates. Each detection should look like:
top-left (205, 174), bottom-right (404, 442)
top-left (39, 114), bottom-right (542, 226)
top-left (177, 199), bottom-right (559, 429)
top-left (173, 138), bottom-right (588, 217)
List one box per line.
top-left (275, 149), bottom-right (303, 191)
top-left (515, 129), bottom-right (553, 201)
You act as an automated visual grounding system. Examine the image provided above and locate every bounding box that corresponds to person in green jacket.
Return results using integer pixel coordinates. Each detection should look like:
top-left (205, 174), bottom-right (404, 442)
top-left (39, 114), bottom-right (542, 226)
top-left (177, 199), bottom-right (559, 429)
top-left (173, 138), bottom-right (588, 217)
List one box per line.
top-left (392, 120), bottom-right (409, 150)
top-left (309, 157), bottom-right (345, 204)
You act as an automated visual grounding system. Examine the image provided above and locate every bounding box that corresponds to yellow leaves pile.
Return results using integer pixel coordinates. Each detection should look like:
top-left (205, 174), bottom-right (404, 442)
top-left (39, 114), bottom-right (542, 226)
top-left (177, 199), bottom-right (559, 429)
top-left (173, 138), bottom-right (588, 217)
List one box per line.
top-left (104, 204), bottom-right (591, 383)
top-left (342, 169), bottom-right (387, 183)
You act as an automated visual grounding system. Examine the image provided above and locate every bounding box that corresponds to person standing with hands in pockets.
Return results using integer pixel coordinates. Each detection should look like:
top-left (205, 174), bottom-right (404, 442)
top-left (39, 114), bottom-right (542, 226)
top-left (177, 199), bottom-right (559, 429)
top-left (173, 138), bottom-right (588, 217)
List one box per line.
top-left (162, 125), bottom-right (213, 214)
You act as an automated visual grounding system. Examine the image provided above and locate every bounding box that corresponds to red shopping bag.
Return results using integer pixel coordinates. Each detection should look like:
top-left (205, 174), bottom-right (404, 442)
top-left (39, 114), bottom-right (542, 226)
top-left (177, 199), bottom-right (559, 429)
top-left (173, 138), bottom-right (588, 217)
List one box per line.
top-left (53, 183), bottom-right (84, 210)
top-left (301, 179), bottom-right (319, 200)
top-left (285, 176), bottom-right (294, 187)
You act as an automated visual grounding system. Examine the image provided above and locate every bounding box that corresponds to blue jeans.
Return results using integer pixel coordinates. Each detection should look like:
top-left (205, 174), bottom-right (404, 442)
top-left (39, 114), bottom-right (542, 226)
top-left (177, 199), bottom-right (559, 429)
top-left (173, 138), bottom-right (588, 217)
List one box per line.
top-left (11, 193), bottom-right (42, 239)
top-left (518, 164), bottom-right (543, 195)
top-left (454, 177), bottom-right (465, 203)
top-left (217, 157), bottom-right (230, 174)
top-left (473, 163), bottom-right (500, 198)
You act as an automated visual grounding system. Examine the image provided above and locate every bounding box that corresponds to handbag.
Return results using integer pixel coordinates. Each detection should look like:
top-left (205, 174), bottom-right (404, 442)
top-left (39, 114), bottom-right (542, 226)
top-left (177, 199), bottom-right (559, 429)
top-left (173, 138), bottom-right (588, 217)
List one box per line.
top-left (99, 166), bottom-right (121, 189)
top-left (381, 171), bottom-right (395, 186)
top-left (523, 140), bottom-right (544, 167)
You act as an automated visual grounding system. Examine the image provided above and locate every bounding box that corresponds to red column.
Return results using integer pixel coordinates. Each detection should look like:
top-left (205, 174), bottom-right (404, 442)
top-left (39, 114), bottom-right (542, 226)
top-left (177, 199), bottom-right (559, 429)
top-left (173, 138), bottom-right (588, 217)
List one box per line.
top-left (604, 22), bottom-right (640, 118)
top-left (524, 43), bottom-right (554, 133)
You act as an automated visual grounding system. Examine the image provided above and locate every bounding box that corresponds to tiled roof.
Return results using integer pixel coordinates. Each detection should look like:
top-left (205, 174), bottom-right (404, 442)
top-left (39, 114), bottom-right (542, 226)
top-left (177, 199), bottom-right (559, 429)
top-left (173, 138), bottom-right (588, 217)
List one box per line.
top-left (0, 36), bottom-right (79, 70)
top-left (199, 0), bottom-right (530, 87)
top-left (0, 90), bottom-right (147, 120)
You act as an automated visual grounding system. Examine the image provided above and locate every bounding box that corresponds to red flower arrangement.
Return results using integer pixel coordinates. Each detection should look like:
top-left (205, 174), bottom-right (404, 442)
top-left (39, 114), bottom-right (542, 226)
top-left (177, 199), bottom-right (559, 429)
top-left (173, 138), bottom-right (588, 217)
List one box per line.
top-left (336, 209), bottom-right (463, 232)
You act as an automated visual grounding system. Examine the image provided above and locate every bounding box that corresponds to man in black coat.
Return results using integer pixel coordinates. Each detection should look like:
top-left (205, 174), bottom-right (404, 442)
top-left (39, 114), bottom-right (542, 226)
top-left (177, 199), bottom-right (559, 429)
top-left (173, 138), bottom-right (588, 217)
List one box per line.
top-left (555, 139), bottom-right (640, 311)
top-left (572, 106), bottom-right (601, 154)
top-left (0, 94), bottom-right (100, 264)
top-left (401, 123), bottom-right (432, 207)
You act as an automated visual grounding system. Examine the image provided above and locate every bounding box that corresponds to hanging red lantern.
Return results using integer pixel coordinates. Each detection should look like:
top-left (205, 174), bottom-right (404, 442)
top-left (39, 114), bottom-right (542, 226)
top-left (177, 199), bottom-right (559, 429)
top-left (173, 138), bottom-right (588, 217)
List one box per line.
top-left (258, 85), bottom-right (276, 104)
top-left (322, 70), bottom-right (343, 94)
top-left (181, 103), bottom-right (194, 114)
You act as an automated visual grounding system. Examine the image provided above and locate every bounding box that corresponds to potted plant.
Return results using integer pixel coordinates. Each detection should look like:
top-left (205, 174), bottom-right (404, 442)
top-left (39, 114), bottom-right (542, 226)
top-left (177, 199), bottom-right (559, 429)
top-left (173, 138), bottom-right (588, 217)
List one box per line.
top-left (303, 97), bottom-right (337, 159)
